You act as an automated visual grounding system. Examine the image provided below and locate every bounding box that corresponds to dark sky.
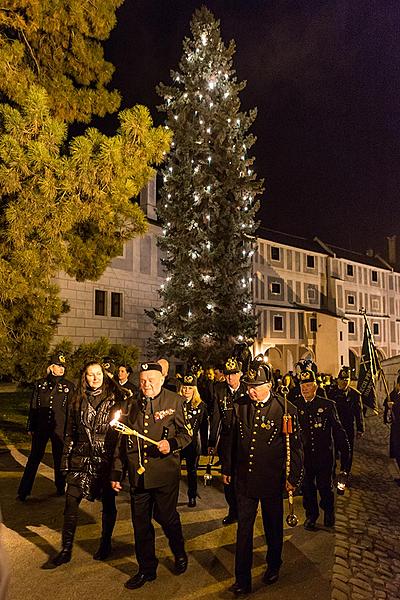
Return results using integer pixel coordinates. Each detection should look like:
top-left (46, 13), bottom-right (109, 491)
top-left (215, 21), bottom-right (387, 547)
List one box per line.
top-left (103, 0), bottom-right (400, 254)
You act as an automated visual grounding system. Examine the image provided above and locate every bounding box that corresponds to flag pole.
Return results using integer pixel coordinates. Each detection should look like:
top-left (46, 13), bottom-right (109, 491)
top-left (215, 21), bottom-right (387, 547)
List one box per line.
top-left (359, 308), bottom-right (391, 412)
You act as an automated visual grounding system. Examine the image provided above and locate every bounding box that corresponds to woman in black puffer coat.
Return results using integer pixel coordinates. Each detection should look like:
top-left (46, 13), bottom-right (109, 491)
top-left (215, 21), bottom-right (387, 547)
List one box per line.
top-left (52, 361), bottom-right (127, 566)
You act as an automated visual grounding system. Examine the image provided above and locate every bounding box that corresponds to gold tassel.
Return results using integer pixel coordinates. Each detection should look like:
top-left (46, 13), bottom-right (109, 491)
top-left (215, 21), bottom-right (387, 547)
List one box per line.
top-left (282, 414), bottom-right (293, 434)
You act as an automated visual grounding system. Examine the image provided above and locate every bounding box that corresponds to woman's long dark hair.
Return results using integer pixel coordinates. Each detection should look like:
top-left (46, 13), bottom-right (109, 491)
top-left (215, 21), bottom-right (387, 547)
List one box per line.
top-left (71, 362), bottom-right (114, 410)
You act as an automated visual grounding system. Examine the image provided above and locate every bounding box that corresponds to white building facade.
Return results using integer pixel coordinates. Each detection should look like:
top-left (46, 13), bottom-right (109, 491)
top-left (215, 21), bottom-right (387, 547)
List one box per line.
top-left (53, 182), bottom-right (400, 375)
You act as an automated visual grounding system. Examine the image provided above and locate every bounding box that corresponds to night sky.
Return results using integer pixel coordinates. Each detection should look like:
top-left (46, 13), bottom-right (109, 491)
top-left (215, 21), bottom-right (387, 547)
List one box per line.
top-left (103, 0), bottom-right (400, 254)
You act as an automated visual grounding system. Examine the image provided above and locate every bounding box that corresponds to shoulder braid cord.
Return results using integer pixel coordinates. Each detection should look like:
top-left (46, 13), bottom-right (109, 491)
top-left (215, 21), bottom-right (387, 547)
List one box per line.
top-left (281, 386), bottom-right (298, 527)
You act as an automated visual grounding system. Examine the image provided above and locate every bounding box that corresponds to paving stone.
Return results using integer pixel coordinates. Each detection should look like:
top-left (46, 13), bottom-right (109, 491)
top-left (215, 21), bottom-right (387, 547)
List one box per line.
top-left (385, 582), bottom-right (400, 594)
top-left (335, 547), bottom-right (349, 559)
top-left (333, 565), bottom-right (352, 578)
top-left (331, 589), bottom-right (349, 600)
top-left (333, 579), bottom-right (351, 595)
top-left (349, 578), bottom-right (373, 592)
top-left (335, 556), bottom-right (349, 568)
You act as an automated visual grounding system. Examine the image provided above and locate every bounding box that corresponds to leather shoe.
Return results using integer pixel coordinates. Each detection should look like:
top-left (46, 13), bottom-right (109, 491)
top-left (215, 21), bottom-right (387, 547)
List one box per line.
top-left (262, 567), bottom-right (279, 585)
top-left (174, 553), bottom-right (188, 574)
top-left (303, 518), bottom-right (317, 531)
top-left (124, 572), bottom-right (156, 589)
top-left (93, 541), bottom-right (111, 560)
top-left (228, 581), bottom-right (252, 595)
top-left (324, 512), bottom-right (335, 527)
top-left (188, 497), bottom-right (196, 507)
top-left (222, 514), bottom-right (238, 526)
top-left (51, 549), bottom-right (71, 566)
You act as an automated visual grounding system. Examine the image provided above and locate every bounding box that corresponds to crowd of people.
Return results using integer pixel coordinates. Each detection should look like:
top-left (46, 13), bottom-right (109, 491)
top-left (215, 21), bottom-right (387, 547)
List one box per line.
top-left (16, 350), bottom-right (395, 595)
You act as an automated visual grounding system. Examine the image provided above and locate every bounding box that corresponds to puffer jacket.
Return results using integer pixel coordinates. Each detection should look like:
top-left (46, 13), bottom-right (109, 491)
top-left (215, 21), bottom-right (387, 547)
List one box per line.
top-left (61, 392), bottom-right (121, 501)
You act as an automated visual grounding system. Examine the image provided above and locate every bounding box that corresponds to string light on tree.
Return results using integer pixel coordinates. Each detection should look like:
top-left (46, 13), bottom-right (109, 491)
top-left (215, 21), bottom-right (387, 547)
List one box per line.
top-left (148, 6), bottom-right (263, 364)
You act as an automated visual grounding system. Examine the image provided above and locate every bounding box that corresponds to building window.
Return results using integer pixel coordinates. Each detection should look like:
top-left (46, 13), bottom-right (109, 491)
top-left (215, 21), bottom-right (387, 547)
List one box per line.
top-left (339, 331), bottom-right (343, 341)
top-left (271, 282), bottom-right (281, 295)
top-left (372, 298), bottom-right (379, 311)
top-left (307, 287), bottom-right (317, 302)
top-left (347, 295), bottom-right (355, 305)
top-left (306, 255), bottom-right (315, 269)
top-left (111, 292), bottom-right (123, 317)
top-left (273, 315), bottom-right (283, 331)
top-left (271, 246), bottom-right (280, 261)
top-left (371, 270), bottom-right (378, 282)
top-left (310, 317), bottom-right (317, 332)
top-left (94, 290), bottom-right (107, 316)
top-left (348, 321), bottom-right (355, 334)
top-left (373, 322), bottom-right (379, 336)
top-left (347, 264), bottom-right (354, 276)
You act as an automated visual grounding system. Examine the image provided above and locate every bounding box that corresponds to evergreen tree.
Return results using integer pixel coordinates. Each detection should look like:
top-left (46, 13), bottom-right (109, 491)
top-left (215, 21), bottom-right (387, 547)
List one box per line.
top-left (0, 1), bottom-right (122, 122)
top-left (149, 7), bottom-right (264, 365)
top-left (0, 3), bottom-right (171, 380)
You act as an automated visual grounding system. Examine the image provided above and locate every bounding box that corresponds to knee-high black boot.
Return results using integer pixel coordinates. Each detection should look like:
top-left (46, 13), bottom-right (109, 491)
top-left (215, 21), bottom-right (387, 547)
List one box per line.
top-left (93, 512), bottom-right (117, 560)
top-left (52, 514), bottom-right (78, 566)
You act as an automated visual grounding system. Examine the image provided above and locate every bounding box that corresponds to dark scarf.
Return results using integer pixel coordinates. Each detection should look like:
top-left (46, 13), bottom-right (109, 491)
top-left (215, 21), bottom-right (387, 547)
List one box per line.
top-left (86, 386), bottom-right (105, 410)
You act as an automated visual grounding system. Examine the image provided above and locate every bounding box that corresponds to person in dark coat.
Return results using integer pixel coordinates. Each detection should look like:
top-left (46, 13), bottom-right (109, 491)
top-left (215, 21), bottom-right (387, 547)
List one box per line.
top-left (330, 367), bottom-right (364, 475)
top-left (208, 357), bottom-right (247, 525)
top-left (221, 360), bottom-right (303, 595)
top-left (118, 363), bottom-right (138, 396)
top-left (293, 369), bottom-right (350, 531)
top-left (17, 353), bottom-right (75, 501)
top-left (51, 361), bottom-right (124, 566)
top-left (111, 362), bottom-right (192, 590)
top-left (178, 373), bottom-right (208, 506)
top-left (383, 376), bottom-right (400, 481)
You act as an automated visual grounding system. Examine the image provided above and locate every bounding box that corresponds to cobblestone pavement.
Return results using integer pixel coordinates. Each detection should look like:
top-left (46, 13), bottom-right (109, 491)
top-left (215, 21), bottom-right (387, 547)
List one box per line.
top-left (332, 414), bottom-right (400, 600)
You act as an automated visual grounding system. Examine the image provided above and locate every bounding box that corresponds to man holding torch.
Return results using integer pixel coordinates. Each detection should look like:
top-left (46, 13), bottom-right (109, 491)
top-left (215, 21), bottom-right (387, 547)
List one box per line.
top-left (110, 362), bottom-right (192, 590)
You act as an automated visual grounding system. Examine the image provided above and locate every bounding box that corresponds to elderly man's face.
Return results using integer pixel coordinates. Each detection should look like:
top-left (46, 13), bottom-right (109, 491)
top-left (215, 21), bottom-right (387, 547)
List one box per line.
top-left (140, 371), bottom-right (164, 398)
top-left (50, 364), bottom-right (65, 377)
top-left (226, 372), bottom-right (241, 389)
top-left (300, 382), bottom-right (317, 401)
top-left (246, 382), bottom-right (272, 402)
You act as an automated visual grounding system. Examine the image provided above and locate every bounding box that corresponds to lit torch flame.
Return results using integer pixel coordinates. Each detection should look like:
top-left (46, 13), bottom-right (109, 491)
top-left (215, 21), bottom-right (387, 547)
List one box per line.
top-left (110, 409), bottom-right (122, 428)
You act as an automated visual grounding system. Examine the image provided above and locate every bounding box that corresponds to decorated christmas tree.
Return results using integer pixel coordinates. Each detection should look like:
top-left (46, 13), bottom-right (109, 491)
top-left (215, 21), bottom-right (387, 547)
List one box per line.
top-left (148, 7), bottom-right (264, 365)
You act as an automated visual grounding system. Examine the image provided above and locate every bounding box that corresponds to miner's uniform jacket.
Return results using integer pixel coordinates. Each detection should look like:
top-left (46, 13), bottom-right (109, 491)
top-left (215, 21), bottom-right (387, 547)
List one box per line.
top-left (221, 392), bottom-right (304, 497)
top-left (292, 393), bottom-right (350, 521)
top-left (293, 394), bottom-right (350, 472)
top-left (329, 385), bottom-right (364, 471)
top-left (221, 391), bottom-right (303, 587)
top-left (18, 374), bottom-right (75, 498)
top-left (181, 399), bottom-right (208, 499)
top-left (111, 387), bottom-right (192, 489)
top-left (111, 387), bottom-right (192, 576)
top-left (209, 381), bottom-right (247, 448)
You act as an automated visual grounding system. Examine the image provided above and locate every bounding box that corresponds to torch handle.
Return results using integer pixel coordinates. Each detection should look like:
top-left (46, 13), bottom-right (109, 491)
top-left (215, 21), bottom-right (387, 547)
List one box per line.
top-left (112, 421), bottom-right (159, 445)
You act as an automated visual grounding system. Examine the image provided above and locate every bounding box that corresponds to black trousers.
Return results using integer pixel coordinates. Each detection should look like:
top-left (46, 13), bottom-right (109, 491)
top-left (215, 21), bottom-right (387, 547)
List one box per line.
top-left (235, 491), bottom-right (283, 587)
top-left (302, 461), bottom-right (334, 521)
top-left (18, 429), bottom-right (65, 496)
top-left (181, 443), bottom-right (199, 499)
top-left (130, 477), bottom-right (185, 575)
top-left (224, 474), bottom-right (238, 517)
